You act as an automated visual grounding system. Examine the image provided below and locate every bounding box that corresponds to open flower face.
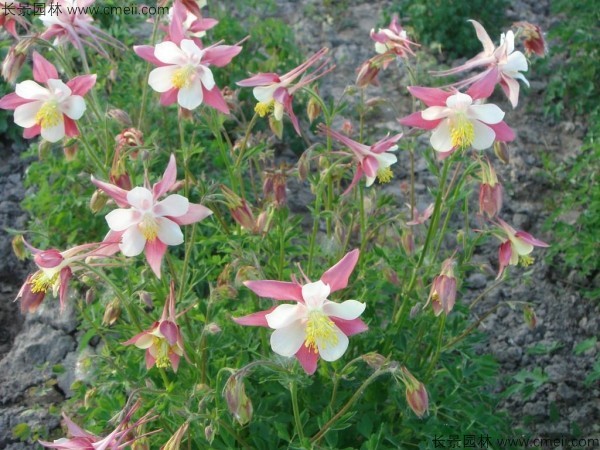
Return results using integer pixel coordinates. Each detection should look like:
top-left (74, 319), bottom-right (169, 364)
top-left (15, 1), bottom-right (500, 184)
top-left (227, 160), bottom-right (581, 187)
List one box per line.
top-left (370, 14), bottom-right (418, 58)
top-left (234, 249), bottom-right (368, 375)
top-left (495, 218), bottom-right (549, 278)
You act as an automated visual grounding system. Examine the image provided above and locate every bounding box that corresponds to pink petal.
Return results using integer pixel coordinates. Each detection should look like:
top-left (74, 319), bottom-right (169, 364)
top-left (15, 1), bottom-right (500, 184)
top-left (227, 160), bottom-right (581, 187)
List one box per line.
top-left (342, 166), bottom-right (364, 196)
top-left (233, 307), bottom-right (276, 327)
top-left (407, 86), bottom-right (452, 107)
top-left (295, 344), bottom-right (319, 375)
top-left (320, 249), bottom-right (359, 293)
top-left (145, 350), bottom-right (156, 370)
top-left (497, 240), bottom-right (512, 278)
top-left (202, 44), bottom-right (243, 67)
top-left (61, 413), bottom-right (94, 439)
top-left (18, 283), bottom-right (45, 313)
top-left (91, 176), bottom-right (130, 208)
top-left (397, 112), bottom-right (441, 130)
top-left (66, 74), bottom-right (97, 96)
top-left (362, 155), bottom-right (378, 178)
top-left (500, 76), bottom-right (521, 108)
top-left (487, 121), bottom-right (515, 142)
top-left (32, 52), bottom-right (59, 84)
top-left (145, 238), bottom-right (168, 278)
top-left (34, 249), bottom-right (64, 268)
top-left (23, 125), bottom-right (41, 139)
top-left (153, 154), bottom-right (177, 199)
top-left (169, 352), bottom-right (181, 372)
top-left (469, 20), bottom-right (495, 55)
top-left (133, 45), bottom-right (165, 66)
top-left (63, 116), bottom-right (79, 138)
top-left (168, 0), bottom-right (186, 45)
top-left (515, 231), bottom-right (549, 247)
top-left (202, 85), bottom-right (229, 114)
top-left (331, 317), bottom-right (368, 336)
top-left (58, 267), bottom-right (72, 311)
top-left (237, 72), bottom-right (280, 87)
top-left (0, 93), bottom-right (32, 110)
top-left (159, 320), bottom-right (179, 345)
top-left (169, 203), bottom-right (213, 225)
top-left (467, 68), bottom-right (498, 100)
top-left (160, 88), bottom-right (179, 106)
top-left (243, 280), bottom-right (304, 302)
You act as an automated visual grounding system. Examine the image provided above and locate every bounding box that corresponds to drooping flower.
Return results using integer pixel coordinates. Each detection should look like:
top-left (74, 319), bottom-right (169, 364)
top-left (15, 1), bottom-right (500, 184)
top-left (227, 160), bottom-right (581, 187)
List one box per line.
top-left (426, 258), bottom-right (457, 316)
top-left (406, 203), bottom-right (434, 226)
top-left (234, 249), bottom-right (367, 375)
top-left (431, 20), bottom-right (529, 108)
top-left (494, 218), bottom-right (549, 278)
top-left (134, 37), bottom-right (242, 112)
top-left (319, 124), bottom-right (401, 194)
top-left (39, 400), bottom-right (157, 449)
top-left (0, 52), bottom-right (96, 142)
top-left (513, 21), bottom-right (547, 57)
top-left (370, 14), bottom-right (418, 58)
top-left (0, 1), bottom-right (30, 37)
top-left (479, 159), bottom-right (503, 218)
top-left (165, 0), bottom-right (218, 46)
top-left (398, 86), bottom-right (515, 154)
top-left (123, 282), bottom-right (187, 372)
top-left (400, 366), bottom-right (429, 418)
top-left (38, 0), bottom-right (125, 57)
top-left (16, 240), bottom-right (114, 313)
top-left (236, 48), bottom-right (332, 135)
top-left (92, 154), bottom-right (213, 278)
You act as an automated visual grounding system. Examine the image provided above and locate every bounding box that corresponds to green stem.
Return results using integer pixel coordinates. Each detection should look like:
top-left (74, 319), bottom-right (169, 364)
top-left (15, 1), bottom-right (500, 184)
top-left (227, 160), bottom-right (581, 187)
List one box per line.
top-left (137, 17), bottom-right (161, 130)
top-left (290, 381), bottom-right (305, 443)
top-left (424, 314), bottom-right (446, 380)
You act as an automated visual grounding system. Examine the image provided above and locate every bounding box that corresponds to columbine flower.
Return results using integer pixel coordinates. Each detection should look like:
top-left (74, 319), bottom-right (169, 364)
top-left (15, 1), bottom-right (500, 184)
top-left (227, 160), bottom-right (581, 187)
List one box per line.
top-left (123, 282), bottom-right (186, 371)
top-left (0, 1), bottom-right (30, 37)
top-left (319, 124), bottom-right (401, 194)
top-left (91, 154), bottom-right (212, 278)
top-left (237, 48), bottom-right (332, 135)
top-left (370, 14), bottom-right (418, 58)
top-left (16, 241), bottom-right (112, 313)
top-left (39, 0), bottom-right (125, 57)
top-left (479, 159), bottom-right (503, 218)
top-left (234, 249), bottom-right (367, 375)
top-left (0, 52), bottom-right (96, 142)
top-left (513, 21), bottom-right (547, 57)
top-left (400, 366), bottom-right (429, 418)
top-left (134, 37), bottom-right (242, 112)
top-left (165, 0), bottom-right (218, 46)
top-left (431, 20), bottom-right (529, 108)
top-left (494, 218), bottom-right (549, 278)
top-left (398, 86), bottom-right (515, 154)
top-left (39, 400), bottom-right (157, 449)
top-left (426, 258), bottom-right (457, 316)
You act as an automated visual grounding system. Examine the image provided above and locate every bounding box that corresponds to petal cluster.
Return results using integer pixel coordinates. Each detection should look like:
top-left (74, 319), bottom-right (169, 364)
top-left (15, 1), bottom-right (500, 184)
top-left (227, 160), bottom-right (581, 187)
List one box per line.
top-left (495, 218), bottom-right (549, 278)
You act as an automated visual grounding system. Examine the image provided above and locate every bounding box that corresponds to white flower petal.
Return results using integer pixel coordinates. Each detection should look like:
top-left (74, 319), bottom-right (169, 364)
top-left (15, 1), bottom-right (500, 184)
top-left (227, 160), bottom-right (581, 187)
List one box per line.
top-left (266, 304), bottom-right (305, 329)
top-left (59, 95), bottom-right (86, 120)
top-left (127, 187), bottom-right (154, 211)
top-left (302, 280), bottom-right (331, 310)
top-left (430, 120), bottom-right (453, 152)
top-left (273, 102), bottom-right (284, 121)
top-left (41, 121), bottom-right (65, 143)
top-left (180, 39), bottom-right (204, 60)
top-left (13, 101), bottom-right (43, 128)
top-left (105, 208), bottom-right (140, 231)
top-left (270, 320), bottom-right (306, 357)
top-left (154, 41), bottom-right (187, 65)
top-left (15, 80), bottom-right (51, 101)
top-left (375, 152), bottom-right (397, 169)
top-left (467, 103), bottom-right (504, 124)
top-left (177, 77), bottom-right (203, 110)
top-left (446, 92), bottom-right (473, 110)
top-left (471, 121), bottom-right (496, 150)
top-left (253, 85), bottom-right (278, 103)
top-left (365, 176), bottom-right (376, 187)
top-left (155, 217), bottom-right (184, 246)
top-left (421, 106), bottom-right (449, 121)
top-left (317, 325), bottom-right (349, 362)
top-left (46, 79), bottom-right (72, 100)
top-left (120, 226), bottom-right (146, 256)
top-left (322, 300), bottom-right (366, 320)
top-left (148, 66), bottom-right (179, 93)
top-left (504, 51), bottom-right (528, 74)
top-left (153, 194), bottom-right (189, 217)
top-left (510, 236), bottom-right (534, 256)
top-left (198, 65), bottom-right (215, 91)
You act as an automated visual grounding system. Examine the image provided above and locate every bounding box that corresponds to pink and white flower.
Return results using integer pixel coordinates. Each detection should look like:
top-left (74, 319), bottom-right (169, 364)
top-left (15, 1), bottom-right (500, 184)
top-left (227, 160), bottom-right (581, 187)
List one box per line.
top-left (0, 52), bottom-right (96, 142)
top-left (494, 218), bottom-right (549, 278)
top-left (398, 86), bottom-right (515, 154)
top-left (237, 48), bottom-right (332, 135)
top-left (91, 154), bottom-right (213, 278)
top-left (165, 0), bottom-right (218, 46)
top-left (426, 258), bottom-right (457, 316)
top-left (431, 20), bottom-right (529, 108)
top-left (234, 249), bottom-right (367, 375)
top-left (123, 282), bottom-right (186, 371)
top-left (319, 124), bottom-right (401, 194)
top-left (134, 37), bottom-right (242, 112)
top-left (0, 1), bottom-right (30, 37)
top-left (370, 14), bottom-right (418, 58)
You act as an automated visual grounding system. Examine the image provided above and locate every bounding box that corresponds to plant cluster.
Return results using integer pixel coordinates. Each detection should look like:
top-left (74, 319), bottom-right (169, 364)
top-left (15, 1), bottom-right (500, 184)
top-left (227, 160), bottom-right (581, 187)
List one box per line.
top-left (2, 1), bottom-right (550, 448)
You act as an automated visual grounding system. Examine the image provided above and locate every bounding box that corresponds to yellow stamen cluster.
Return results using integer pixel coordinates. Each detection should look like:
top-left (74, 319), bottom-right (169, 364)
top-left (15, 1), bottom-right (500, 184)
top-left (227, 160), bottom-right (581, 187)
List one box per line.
top-left (377, 167), bottom-right (394, 184)
top-left (254, 100), bottom-right (274, 118)
top-left (153, 337), bottom-right (171, 369)
top-left (30, 270), bottom-right (59, 294)
top-left (304, 310), bottom-right (338, 354)
top-left (450, 116), bottom-right (475, 149)
top-left (171, 65), bottom-right (195, 89)
top-left (139, 214), bottom-right (159, 241)
top-left (35, 101), bottom-right (62, 128)
top-left (519, 255), bottom-right (535, 267)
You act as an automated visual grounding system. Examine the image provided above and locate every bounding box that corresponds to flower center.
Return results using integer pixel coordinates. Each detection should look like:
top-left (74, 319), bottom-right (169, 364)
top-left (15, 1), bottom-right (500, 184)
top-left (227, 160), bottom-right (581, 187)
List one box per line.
top-left (376, 167), bottom-right (393, 183)
top-left (30, 270), bottom-right (59, 294)
top-left (519, 255), bottom-right (534, 267)
top-left (152, 337), bottom-right (171, 369)
top-left (171, 65), bottom-right (195, 89)
top-left (139, 213), bottom-right (159, 241)
top-left (254, 100), bottom-right (274, 118)
top-left (304, 310), bottom-right (338, 354)
top-left (35, 100), bottom-right (62, 128)
top-left (450, 115), bottom-right (475, 148)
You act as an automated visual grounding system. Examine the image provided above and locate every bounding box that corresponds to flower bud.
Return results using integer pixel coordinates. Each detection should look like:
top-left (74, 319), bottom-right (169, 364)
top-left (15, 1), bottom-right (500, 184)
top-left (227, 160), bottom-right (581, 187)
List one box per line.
top-left (85, 289), bottom-right (95, 305)
top-left (221, 185), bottom-right (257, 231)
top-left (178, 106), bottom-right (193, 121)
top-left (307, 94), bottom-right (321, 123)
top-left (400, 366), bottom-right (428, 418)
top-left (102, 298), bottom-right (121, 326)
top-left (11, 235), bottom-right (26, 261)
top-left (63, 143), bottom-right (78, 161)
top-left (341, 120), bottom-right (354, 136)
top-left (401, 229), bottom-right (414, 255)
top-left (90, 189), bottom-right (108, 213)
top-left (493, 140), bottom-right (510, 164)
top-left (223, 374), bottom-right (253, 425)
top-left (513, 21), bottom-right (547, 57)
top-left (479, 159), bottom-right (503, 218)
top-left (2, 43), bottom-right (27, 84)
top-left (205, 322), bottom-right (222, 334)
top-left (269, 115), bottom-right (283, 139)
top-left (362, 352), bottom-right (387, 370)
top-left (523, 305), bottom-right (537, 330)
top-left (107, 109), bottom-right (133, 127)
top-left (204, 423), bottom-right (215, 444)
top-left (235, 266), bottom-right (261, 287)
top-left (161, 422), bottom-right (189, 450)
top-left (356, 58), bottom-right (381, 88)
top-left (428, 258), bottom-right (457, 316)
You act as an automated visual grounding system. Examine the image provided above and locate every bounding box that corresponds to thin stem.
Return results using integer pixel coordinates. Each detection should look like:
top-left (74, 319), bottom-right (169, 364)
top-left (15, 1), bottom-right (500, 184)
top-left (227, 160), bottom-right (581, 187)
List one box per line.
top-left (137, 17), bottom-right (161, 130)
top-left (425, 314), bottom-right (446, 380)
top-left (290, 381), bottom-right (305, 443)
top-left (234, 112), bottom-right (258, 168)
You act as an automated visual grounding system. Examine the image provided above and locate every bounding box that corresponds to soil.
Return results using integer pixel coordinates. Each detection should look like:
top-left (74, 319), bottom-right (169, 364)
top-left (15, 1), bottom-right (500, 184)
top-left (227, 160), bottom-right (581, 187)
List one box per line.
top-left (1, 0), bottom-right (598, 449)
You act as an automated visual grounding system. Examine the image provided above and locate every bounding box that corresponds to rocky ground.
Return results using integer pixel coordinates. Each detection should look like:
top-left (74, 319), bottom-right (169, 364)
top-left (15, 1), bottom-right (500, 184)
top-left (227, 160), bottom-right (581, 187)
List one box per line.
top-left (1, 0), bottom-right (598, 448)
